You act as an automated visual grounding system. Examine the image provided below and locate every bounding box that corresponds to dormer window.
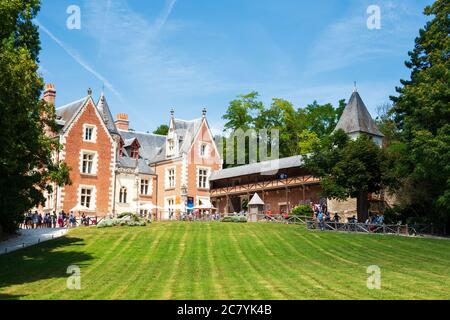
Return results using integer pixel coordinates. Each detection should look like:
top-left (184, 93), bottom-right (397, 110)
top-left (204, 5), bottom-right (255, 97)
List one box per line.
top-left (130, 147), bottom-right (139, 159)
top-left (167, 139), bottom-right (175, 156)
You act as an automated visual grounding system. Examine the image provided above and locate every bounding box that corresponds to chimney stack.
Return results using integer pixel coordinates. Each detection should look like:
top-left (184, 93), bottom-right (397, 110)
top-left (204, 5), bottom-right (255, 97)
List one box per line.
top-left (43, 84), bottom-right (56, 105)
top-left (115, 113), bottom-right (129, 131)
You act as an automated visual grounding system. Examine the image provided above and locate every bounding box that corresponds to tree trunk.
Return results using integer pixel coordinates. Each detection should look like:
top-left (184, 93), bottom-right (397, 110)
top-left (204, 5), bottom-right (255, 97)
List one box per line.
top-left (357, 190), bottom-right (369, 222)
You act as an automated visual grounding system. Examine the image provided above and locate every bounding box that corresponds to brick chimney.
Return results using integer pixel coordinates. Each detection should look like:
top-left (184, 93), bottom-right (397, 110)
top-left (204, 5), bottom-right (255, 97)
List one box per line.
top-left (43, 84), bottom-right (56, 105)
top-left (115, 113), bottom-right (129, 131)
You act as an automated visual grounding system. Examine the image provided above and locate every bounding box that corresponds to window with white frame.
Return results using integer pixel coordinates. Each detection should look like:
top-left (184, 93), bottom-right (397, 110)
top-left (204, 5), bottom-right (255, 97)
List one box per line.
top-left (166, 167), bottom-right (176, 189)
top-left (80, 188), bottom-right (93, 208)
top-left (81, 152), bottom-right (95, 174)
top-left (140, 179), bottom-right (150, 195)
top-left (47, 192), bottom-right (54, 209)
top-left (198, 168), bottom-right (209, 189)
top-left (200, 143), bottom-right (207, 157)
top-left (167, 198), bottom-right (175, 218)
top-left (139, 209), bottom-right (148, 217)
top-left (119, 187), bottom-right (127, 203)
top-left (83, 125), bottom-right (96, 142)
top-left (167, 139), bottom-right (175, 156)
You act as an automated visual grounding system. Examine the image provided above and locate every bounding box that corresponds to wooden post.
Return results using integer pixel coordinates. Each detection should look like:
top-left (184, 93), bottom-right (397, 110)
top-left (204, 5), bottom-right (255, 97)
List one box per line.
top-left (285, 187), bottom-right (289, 214)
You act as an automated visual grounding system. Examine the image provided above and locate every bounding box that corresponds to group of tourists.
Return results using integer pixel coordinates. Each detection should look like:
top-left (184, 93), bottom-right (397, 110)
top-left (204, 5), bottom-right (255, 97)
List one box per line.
top-left (180, 210), bottom-right (221, 222)
top-left (310, 202), bottom-right (342, 230)
top-left (22, 211), bottom-right (97, 229)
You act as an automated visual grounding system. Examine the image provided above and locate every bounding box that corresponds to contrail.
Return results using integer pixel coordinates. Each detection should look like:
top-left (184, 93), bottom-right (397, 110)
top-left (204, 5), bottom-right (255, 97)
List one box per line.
top-left (154, 0), bottom-right (177, 32)
top-left (35, 19), bottom-right (124, 104)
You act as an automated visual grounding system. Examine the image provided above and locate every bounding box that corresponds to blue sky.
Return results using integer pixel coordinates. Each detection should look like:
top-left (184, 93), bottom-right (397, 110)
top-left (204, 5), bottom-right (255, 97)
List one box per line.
top-left (37, 0), bottom-right (433, 133)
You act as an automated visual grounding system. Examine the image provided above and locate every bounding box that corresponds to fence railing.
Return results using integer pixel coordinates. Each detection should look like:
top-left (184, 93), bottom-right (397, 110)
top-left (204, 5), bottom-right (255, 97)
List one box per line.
top-left (252, 215), bottom-right (447, 237)
top-left (306, 220), bottom-right (410, 235)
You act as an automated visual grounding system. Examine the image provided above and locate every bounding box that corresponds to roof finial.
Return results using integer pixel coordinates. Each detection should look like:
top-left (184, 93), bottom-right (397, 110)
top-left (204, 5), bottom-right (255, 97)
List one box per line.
top-left (202, 107), bottom-right (207, 118)
top-left (353, 81), bottom-right (357, 93)
top-left (88, 87), bottom-right (93, 96)
top-left (170, 108), bottom-right (174, 118)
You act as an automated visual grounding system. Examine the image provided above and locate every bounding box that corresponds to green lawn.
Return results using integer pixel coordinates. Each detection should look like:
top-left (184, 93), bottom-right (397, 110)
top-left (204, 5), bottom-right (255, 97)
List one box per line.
top-left (0, 222), bottom-right (449, 300)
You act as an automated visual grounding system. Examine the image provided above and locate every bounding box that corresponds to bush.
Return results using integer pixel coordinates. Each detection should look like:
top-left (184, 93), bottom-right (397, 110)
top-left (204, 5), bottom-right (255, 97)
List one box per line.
top-left (97, 214), bottom-right (147, 228)
top-left (291, 205), bottom-right (314, 217)
top-left (117, 212), bottom-right (135, 219)
top-left (221, 216), bottom-right (247, 223)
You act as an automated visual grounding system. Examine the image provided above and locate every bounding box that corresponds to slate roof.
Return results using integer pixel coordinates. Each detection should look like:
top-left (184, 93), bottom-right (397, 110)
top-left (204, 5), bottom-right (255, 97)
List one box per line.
top-left (55, 97), bottom-right (88, 131)
top-left (119, 131), bottom-right (166, 162)
top-left (150, 118), bottom-right (204, 163)
top-left (209, 155), bottom-right (303, 181)
top-left (117, 157), bottom-right (154, 175)
top-left (96, 94), bottom-right (119, 135)
top-left (334, 91), bottom-right (384, 137)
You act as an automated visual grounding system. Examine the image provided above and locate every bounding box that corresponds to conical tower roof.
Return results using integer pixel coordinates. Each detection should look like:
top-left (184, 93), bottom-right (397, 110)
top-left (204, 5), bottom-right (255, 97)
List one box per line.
top-left (334, 90), bottom-right (384, 137)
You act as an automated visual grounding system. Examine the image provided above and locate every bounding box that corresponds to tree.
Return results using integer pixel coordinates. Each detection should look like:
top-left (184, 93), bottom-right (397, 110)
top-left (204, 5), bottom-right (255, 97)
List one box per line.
top-left (222, 92), bottom-right (346, 166)
top-left (300, 101), bottom-right (340, 137)
top-left (389, 0), bottom-right (450, 226)
top-left (305, 130), bottom-right (389, 222)
top-left (223, 92), bottom-right (263, 132)
top-left (0, 0), bottom-right (71, 233)
top-left (153, 124), bottom-right (169, 136)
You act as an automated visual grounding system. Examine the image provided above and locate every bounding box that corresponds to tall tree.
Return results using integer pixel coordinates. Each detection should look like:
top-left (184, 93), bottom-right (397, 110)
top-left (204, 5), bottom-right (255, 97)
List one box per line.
top-left (389, 0), bottom-right (450, 226)
top-left (0, 0), bottom-right (70, 233)
top-left (153, 124), bottom-right (169, 136)
top-left (305, 130), bottom-right (390, 222)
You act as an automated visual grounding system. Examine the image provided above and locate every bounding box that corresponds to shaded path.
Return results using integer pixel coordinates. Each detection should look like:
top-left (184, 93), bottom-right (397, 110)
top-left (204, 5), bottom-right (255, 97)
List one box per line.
top-left (0, 228), bottom-right (68, 255)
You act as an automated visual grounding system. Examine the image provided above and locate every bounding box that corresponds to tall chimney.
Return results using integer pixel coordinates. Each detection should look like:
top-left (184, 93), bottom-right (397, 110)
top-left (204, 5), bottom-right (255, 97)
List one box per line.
top-left (43, 84), bottom-right (56, 105)
top-left (115, 113), bottom-right (129, 131)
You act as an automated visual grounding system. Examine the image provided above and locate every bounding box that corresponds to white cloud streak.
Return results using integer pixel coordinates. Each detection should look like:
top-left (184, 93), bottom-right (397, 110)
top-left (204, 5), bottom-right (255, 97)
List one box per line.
top-left (154, 0), bottom-right (177, 32)
top-left (35, 19), bottom-right (124, 103)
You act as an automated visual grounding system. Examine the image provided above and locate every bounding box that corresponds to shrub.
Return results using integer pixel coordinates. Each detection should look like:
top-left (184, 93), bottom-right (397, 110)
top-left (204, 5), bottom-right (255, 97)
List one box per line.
top-left (117, 212), bottom-right (135, 219)
top-left (291, 205), bottom-right (314, 217)
top-left (97, 214), bottom-right (147, 228)
top-left (221, 216), bottom-right (247, 223)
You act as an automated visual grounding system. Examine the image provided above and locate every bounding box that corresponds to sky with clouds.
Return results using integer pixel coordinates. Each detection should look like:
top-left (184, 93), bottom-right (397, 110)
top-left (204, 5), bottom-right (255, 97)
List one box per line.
top-left (37, 0), bottom-right (433, 133)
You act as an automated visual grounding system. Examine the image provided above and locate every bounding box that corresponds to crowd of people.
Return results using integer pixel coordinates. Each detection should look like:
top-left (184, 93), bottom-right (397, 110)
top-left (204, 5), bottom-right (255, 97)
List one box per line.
top-left (180, 210), bottom-right (221, 222)
top-left (21, 211), bottom-right (97, 229)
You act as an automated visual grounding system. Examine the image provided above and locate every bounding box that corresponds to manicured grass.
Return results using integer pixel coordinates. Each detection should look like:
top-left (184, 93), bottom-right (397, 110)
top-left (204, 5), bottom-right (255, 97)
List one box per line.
top-left (0, 222), bottom-right (449, 300)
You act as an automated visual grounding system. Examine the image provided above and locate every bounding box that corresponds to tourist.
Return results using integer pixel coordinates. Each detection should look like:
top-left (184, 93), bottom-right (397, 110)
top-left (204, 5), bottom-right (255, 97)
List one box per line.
top-left (69, 211), bottom-right (76, 228)
top-left (333, 212), bottom-right (341, 223)
top-left (58, 212), bottom-right (64, 228)
top-left (317, 210), bottom-right (324, 231)
top-left (51, 211), bottom-right (57, 228)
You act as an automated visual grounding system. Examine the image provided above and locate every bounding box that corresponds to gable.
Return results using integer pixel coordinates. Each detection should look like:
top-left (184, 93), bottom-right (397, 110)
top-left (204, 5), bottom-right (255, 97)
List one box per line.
top-left (62, 97), bottom-right (114, 145)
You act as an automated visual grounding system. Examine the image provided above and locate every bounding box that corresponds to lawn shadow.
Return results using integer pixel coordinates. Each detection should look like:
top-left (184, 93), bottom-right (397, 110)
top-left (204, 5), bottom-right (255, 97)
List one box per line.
top-left (0, 236), bottom-right (93, 300)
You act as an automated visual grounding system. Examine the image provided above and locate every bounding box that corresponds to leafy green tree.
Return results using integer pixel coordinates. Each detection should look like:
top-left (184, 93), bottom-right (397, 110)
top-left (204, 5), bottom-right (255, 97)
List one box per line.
top-left (223, 92), bottom-right (263, 131)
top-left (389, 0), bottom-right (450, 226)
top-left (301, 101), bottom-right (340, 137)
top-left (298, 130), bottom-right (320, 155)
top-left (153, 124), bottom-right (169, 136)
top-left (305, 130), bottom-right (390, 222)
top-left (0, 0), bottom-right (71, 233)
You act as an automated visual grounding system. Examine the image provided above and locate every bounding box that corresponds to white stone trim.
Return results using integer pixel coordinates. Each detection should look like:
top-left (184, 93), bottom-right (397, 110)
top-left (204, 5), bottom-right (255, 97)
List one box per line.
top-left (79, 149), bottom-right (98, 176)
top-left (196, 166), bottom-right (211, 189)
top-left (181, 154), bottom-right (188, 187)
top-left (77, 185), bottom-right (97, 211)
top-left (165, 166), bottom-right (177, 189)
top-left (82, 123), bottom-right (97, 143)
